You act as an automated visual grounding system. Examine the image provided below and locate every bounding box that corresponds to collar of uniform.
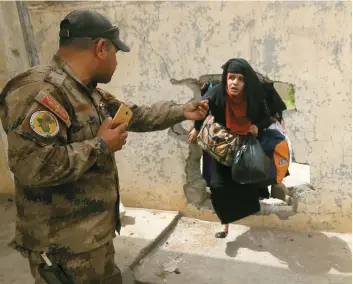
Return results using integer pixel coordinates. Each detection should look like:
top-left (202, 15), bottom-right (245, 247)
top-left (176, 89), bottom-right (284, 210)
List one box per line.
top-left (51, 54), bottom-right (93, 95)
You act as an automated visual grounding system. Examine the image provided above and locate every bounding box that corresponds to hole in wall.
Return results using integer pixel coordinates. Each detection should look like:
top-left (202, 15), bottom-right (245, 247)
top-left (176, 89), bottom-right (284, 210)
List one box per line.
top-left (169, 73), bottom-right (314, 220)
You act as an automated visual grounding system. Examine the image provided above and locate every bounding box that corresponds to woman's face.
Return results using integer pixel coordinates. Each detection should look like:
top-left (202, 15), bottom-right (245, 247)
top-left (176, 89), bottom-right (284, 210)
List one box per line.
top-left (227, 73), bottom-right (245, 96)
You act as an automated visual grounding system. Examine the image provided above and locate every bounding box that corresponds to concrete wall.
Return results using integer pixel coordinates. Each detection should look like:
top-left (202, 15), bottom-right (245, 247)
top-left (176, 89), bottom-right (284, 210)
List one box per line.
top-left (1, 1), bottom-right (351, 232)
top-left (0, 64), bottom-right (14, 195)
top-left (0, 7), bottom-right (13, 195)
top-left (0, 1), bottom-right (34, 195)
top-left (0, 44), bottom-right (7, 89)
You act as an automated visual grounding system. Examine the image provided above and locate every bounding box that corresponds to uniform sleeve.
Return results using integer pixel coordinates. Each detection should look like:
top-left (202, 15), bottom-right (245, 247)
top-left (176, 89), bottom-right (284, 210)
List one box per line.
top-left (127, 101), bottom-right (186, 132)
top-left (4, 87), bottom-right (108, 188)
top-left (96, 88), bottom-right (186, 132)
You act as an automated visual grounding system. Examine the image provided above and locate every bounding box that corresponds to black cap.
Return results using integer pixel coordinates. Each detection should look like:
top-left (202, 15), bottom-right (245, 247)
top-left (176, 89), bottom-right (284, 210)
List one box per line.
top-left (59, 9), bottom-right (130, 52)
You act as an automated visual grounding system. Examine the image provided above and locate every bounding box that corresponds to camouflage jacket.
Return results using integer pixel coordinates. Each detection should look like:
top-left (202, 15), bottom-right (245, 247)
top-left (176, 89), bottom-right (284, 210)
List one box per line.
top-left (0, 55), bottom-right (186, 255)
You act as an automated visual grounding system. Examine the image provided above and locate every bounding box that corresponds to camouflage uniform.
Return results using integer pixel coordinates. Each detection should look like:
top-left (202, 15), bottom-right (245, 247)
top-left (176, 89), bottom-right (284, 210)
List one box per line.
top-left (0, 55), bottom-right (186, 283)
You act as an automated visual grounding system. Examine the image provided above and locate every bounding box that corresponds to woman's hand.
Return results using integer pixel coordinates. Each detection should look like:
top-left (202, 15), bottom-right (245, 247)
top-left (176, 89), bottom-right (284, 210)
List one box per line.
top-left (249, 125), bottom-right (258, 137)
top-left (188, 128), bottom-right (199, 144)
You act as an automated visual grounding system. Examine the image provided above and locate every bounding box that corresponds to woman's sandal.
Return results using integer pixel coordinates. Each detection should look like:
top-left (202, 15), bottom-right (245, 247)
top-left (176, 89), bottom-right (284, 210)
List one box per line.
top-left (215, 231), bottom-right (228, 238)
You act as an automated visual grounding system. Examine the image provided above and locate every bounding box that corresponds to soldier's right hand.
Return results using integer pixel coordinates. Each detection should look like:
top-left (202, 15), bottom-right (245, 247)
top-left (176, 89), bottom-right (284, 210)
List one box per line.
top-left (97, 118), bottom-right (128, 152)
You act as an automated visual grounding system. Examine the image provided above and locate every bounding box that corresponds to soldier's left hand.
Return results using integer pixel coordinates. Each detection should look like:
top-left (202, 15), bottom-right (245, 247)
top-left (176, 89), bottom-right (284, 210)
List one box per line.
top-left (183, 100), bottom-right (209, 121)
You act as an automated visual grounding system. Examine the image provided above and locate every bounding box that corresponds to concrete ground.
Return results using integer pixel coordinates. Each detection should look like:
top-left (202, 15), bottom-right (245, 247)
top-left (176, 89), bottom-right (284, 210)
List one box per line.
top-left (0, 197), bottom-right (179, 283)
top-left (0, 197), bottom-right (351, 284)
top-left (114, 207), bottom-right (179, 275)
top-left (133, 218), bottom-right (352, 284)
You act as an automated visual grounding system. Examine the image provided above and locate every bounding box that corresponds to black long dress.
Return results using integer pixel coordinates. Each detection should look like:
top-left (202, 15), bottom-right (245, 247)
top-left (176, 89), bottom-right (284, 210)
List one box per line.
top-left (195, 58), bottom-right (272, 224)
top-left (210, 160), bottom-right (262, 224)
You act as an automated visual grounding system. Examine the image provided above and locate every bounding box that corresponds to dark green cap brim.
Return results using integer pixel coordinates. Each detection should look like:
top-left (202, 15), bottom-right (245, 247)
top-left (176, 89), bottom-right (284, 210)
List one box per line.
top-left (112, 37), bottom-right (130, 52)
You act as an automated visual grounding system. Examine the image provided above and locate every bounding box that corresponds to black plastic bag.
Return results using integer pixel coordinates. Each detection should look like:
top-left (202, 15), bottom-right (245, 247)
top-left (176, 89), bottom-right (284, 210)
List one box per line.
top-left (231, 134), bottom-right (271, 184)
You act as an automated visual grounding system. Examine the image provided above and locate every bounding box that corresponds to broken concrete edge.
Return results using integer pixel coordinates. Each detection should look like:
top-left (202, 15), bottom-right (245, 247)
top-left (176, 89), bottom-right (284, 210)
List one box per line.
top-left (182, 181), bottom-right (315, 221)
top-left (256, 204), bottom-right (296, 220)
top-left (128, 211), bottom-right (181, 270)
top-left (170, 74), bottom-right (221, 86)
top-left (183, 181), bottom-right (313, 215)
top-left (197, 198), bottom-right (296, 220)
top-left (182, 142), bottom-right (209, 207)
top-left (256, 183), bottom-right (315, 219)
top-left (170, 77), bottom-right (200, 86)
top-left (287, 183), bottom-right (314, 212)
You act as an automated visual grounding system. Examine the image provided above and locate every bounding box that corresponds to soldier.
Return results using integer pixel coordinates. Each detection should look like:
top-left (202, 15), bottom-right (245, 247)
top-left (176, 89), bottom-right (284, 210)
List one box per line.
top-left (0, 9), bottom-right (208, 283)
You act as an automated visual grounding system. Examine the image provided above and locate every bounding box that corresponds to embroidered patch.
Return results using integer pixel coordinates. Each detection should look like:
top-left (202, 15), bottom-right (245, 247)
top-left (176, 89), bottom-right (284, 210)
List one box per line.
top-left (29, 111), bottom-right (59, 138)
top-left (35, 92), bottom-right (71, 127)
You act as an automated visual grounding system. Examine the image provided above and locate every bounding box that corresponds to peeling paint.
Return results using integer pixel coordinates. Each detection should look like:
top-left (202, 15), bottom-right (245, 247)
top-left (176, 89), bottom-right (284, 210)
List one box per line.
top-left (263, 35), bottom-right (280, 74)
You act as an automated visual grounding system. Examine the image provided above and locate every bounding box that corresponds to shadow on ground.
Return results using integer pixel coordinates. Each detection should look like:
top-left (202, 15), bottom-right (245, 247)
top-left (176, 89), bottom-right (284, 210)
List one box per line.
top-left (133, 218), bottom-right (352, 284)
top-left (121, 215), bottom-right (136, 227)
top-left (225, 227), bottom-right (352, 275)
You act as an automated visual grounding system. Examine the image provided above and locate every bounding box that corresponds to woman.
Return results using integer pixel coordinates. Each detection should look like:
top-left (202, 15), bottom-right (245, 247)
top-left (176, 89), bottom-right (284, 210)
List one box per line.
top-left (189, 58), bottom-right (272, 238)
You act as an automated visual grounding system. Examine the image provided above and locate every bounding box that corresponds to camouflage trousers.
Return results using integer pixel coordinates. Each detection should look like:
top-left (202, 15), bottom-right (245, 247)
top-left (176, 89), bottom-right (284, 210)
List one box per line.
top-left (28, 241), bottom-right (122, 284)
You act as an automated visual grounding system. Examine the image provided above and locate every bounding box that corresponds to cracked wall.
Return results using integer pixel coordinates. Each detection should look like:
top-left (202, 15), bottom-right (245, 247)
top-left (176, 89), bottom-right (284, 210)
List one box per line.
top-left (0, 1), bottom-right (350, 232)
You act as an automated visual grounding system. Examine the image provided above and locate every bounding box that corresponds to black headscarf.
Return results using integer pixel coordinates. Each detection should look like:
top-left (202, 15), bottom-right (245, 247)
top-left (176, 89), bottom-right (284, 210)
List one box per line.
top-left (226, 60), bottom-right (247, 76)
top-left (220, 58), bottom-right (266, 120)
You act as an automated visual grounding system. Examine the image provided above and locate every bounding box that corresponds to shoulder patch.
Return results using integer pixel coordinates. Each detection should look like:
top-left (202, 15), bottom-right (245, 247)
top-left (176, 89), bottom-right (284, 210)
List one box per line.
top-left (96, 88), bottom-right (115, 100)
top-left (29, 111), bottom-right (60, 138)
top-left (35, 91), bottom-right (71, 128)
